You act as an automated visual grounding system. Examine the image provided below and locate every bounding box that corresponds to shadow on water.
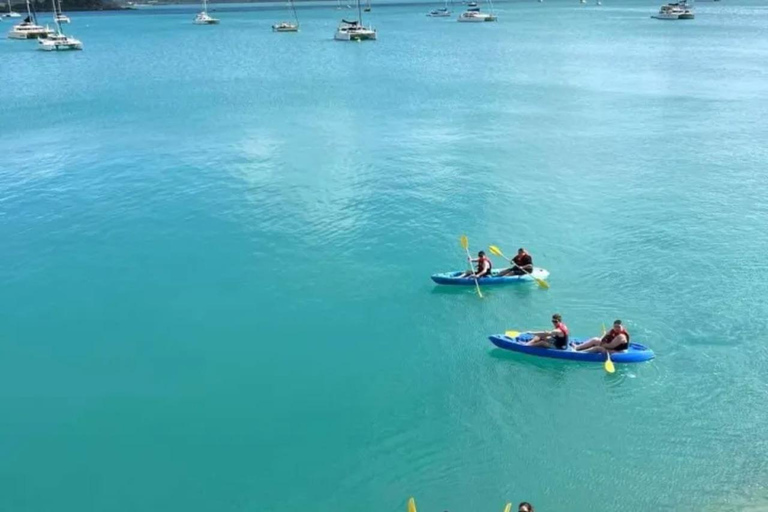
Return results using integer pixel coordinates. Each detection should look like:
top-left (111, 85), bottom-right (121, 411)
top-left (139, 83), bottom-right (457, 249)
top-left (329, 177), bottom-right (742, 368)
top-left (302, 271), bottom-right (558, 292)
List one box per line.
top-left (488, 347), bottom-right (653, 391)
top-left (429, 283), bottom-right (540, 298)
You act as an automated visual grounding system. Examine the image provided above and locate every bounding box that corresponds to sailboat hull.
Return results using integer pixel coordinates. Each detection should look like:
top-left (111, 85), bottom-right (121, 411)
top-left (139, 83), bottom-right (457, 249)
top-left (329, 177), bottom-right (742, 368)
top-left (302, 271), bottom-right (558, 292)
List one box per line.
top-left (334, 28), bottom-right (376, 40)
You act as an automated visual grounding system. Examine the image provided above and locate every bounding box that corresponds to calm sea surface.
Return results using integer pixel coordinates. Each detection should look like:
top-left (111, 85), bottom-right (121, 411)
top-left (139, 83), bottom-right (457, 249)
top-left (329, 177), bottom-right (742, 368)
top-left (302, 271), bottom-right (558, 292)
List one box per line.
top-left (1, 1), bottom-right (768, 510)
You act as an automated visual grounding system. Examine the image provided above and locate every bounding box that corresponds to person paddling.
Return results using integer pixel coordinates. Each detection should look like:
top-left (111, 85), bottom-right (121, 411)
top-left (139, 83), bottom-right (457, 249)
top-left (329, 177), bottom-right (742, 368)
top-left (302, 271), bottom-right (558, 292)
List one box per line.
top-left (525, 313), bottom-right (569, 349)
top-left (575, 319), bottom-right (630, 353)
top-left (498, 248), bottom-right (533, 277)
top-left (460, 250), bottom-right (492, 278)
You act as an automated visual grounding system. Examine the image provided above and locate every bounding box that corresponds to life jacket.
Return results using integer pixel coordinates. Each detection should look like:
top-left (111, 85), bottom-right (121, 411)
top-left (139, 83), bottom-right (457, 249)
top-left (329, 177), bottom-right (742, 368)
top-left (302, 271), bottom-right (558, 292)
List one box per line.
top-left (477, 256), bottom-right (492, 273)
top-left (513, 252), bottom-right (532, 267)
top-left (553, 321), bottom-right (569, 348)
top-left (604, 327), bottom-right (630, 346)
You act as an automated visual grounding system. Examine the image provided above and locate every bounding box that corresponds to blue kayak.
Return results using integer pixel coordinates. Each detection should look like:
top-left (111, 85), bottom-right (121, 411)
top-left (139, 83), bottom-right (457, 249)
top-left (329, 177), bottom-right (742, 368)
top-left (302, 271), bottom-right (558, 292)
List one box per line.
top-left (431, 268), bottom-right (550, 286)
top-left (488, 333), bottom-right (655, 364)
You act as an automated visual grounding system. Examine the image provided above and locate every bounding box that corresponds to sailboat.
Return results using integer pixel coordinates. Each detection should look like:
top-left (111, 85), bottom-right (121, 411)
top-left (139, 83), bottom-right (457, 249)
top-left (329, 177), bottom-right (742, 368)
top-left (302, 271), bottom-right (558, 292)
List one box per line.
top-left (427, 0), bottom-right (451, 17)
top-left (457, 0), bottom-right (496, 22)
top-left (272, 0), bottom-right (298, 31)
top-left (7, 0), bottom-right (53, 38)
top-left (3, 0), bottom-right (22, 17)
top-left (334, 0), bottom-right (375, 41)
top-left (54, 0), bottom-right (70, 23)
top-left (38, 0), bottom-right (81, 49)
top-left (364, 0), bottom-right (371, 12)
top-left (193, 0), bottom-right (219, 24)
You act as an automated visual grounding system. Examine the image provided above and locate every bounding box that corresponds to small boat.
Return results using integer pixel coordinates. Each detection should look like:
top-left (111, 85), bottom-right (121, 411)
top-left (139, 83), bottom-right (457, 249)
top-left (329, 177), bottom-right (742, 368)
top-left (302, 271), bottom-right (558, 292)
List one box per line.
top-left (193, 0), bottom-right (219, 24)
top-left (431, 268), bottom-right (550, 286)
top-left (427, 7), bottom-right (451, 16)
top-left (3, 1), bottom-right (22, 17)
top-left (580, 0), bottom-right (586, 4)
top-left (334, 18), bottom-right (375, 40)
top-left (273, 0), bottom-right (299, 32)
top-left (489, 333), bottom-right (655, 364)
top-left (53, 0), bottom-right (69, 23)
top-left (364, 0), bottom-right (371, 12)
top-left (272, 21), bottom-right (298, 31)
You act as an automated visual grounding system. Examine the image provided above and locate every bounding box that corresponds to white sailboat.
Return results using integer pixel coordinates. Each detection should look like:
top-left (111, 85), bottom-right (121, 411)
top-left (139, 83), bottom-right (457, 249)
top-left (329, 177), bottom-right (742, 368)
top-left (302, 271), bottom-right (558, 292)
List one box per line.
top-left (272, 0), bottom-right (298, 31)
top-left (334, 0), bottom-right (374, 40)
top-left (457, 0), bottom-right (496, 22)
top-left (193, 0), bottom-right (218, 24)
top-left (38, 0), bottom-right (80, 49)
top-left (3, 0), bottom-right (22, 17)
top-left (7, 0), bottom-right (53, 38)
top-left (427, 0), bottom-right (451, 17)
top-left (54, 0), bottom-right (70, 23)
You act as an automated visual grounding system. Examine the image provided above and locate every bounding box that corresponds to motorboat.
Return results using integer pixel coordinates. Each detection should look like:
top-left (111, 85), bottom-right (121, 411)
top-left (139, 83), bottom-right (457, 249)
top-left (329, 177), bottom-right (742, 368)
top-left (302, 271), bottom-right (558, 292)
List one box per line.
top-left (55, 13), bottom-right (70, 23)
top-left (334, 19), bottom-right (375, 40)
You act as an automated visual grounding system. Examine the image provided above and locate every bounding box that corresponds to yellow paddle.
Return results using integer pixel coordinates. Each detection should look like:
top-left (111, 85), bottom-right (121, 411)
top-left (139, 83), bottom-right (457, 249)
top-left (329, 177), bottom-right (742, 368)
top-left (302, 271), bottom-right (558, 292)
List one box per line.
top-left (602, 323), bottom-right (615, 373)
top-left (504, 504), bottom-right (512, 512)
top-left (505, 330), bottom-right (521, 338)
top-left (407, 497), bottom-right (417, 512)
top-left (460, 235), bottom-right (483, 298)
top-left (488, 245), bottom-right (549, 289)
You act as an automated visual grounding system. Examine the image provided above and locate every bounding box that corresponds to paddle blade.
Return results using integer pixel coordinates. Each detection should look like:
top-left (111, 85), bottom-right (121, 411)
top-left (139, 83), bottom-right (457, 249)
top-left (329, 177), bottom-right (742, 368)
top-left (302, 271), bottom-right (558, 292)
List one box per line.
top-left (504, 504), bottom-right (512, 512)
top-left (460, 235), bottom-right (469, 250)
top-left (605, 353), bottom-right (615, 373)
top-left (535, 277), bottom-right (550, 289)
top-left (489, 245), bottom-right (503, 257)
top-left (505, 330), bottom-right (521, 338)
top-left (408, 497), bottom-right (417, 512)
top-left (602, 323), bottom-right (607, 336)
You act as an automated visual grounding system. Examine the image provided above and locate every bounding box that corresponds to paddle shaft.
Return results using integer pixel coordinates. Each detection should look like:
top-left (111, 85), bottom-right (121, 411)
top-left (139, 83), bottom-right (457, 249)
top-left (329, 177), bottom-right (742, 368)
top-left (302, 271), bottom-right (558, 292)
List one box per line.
top-left (463, 245), bottom-right (483, 298)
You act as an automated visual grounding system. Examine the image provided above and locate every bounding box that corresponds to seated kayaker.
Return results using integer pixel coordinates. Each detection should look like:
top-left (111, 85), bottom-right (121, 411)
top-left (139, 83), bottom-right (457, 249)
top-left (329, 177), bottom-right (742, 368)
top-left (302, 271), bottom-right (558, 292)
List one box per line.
top-left (460, 250), bottom-right (492, 278)
top-left (525, 313), bottom-right (569, 349)
top-left (575, 319), bottom-right (630, 353)
top-left (498, 248), bottom-right (533, 276)
top-left (518, 503), bottom-right (534, 512)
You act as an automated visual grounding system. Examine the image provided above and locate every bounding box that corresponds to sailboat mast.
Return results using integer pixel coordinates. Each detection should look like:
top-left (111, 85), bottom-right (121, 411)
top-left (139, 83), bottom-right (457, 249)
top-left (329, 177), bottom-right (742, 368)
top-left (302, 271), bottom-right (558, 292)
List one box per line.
top-left (357, 0), bottom-right (362, 23)
top-left (290, 0), bottom-right (298, 25)
top-left (51, 0), bottom-right (61, 32)
top-left (202, 0), bottom-right (208, 14)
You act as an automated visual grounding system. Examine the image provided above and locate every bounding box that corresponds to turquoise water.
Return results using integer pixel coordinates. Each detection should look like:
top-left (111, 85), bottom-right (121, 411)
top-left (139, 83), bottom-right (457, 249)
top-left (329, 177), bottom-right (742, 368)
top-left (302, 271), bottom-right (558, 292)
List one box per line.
top-left (2, 1), bottom-right (768, 510)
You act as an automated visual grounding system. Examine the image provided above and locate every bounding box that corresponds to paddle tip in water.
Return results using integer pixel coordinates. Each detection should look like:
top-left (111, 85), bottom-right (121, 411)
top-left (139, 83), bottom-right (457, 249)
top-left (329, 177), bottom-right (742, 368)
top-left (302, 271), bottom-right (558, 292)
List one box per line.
top-left (407, 497), bottom-right (417, 512)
